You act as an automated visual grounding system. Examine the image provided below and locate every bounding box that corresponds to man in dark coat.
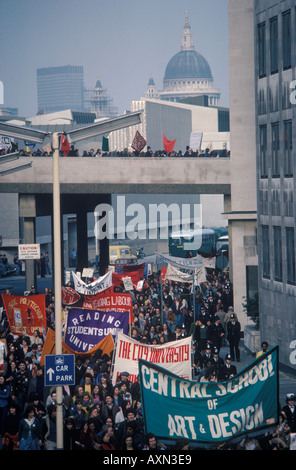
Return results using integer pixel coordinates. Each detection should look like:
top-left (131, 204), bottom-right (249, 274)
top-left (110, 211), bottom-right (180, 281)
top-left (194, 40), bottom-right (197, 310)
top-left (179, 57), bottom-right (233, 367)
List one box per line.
top-left (281, 393), bottom-right (296, 427)
top-left (208, 315), bottom-right (225, 352)
top-left (221, 353), bottom-right (237, 380)
top-left (227, 314), bottom-right (241, 362)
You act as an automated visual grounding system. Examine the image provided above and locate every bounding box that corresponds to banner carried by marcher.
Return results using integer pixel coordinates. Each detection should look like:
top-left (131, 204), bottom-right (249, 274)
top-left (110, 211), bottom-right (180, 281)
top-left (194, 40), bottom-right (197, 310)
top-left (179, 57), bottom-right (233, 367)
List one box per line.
top-left (112, 332), bottom-right (192, 385)
top-left (112, 270), bottom-right (141, 288)
top-left (154, 251), bottom-right (203, 270)
top-left (62, 287), bottom-right (134, 322)
top-left (72, 270), bottom-right (112, 295)
top-left (165, 263), bottom-right (194, 284)
top-left (1, 294), bottom-right (46, 336)
top-left (64, 308), bottom-right (129, 354)
top-left (138, 346), bottom-right (279, 445)
top-left (40, 328), bottom-right (114, 366)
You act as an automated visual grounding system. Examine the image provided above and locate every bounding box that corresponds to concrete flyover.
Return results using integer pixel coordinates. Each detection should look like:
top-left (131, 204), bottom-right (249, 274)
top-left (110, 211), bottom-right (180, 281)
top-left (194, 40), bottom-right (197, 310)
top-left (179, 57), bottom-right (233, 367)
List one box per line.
top-left (0, 154), bottom-right (231, 290)
top-left (0, 155), bottom-right (231, 195)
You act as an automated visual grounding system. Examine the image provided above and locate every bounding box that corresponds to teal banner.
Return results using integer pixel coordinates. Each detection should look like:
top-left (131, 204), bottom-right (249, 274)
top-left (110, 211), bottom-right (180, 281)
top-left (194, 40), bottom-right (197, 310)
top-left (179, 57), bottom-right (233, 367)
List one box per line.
top-left (139, 346), bottom-right (279, 445)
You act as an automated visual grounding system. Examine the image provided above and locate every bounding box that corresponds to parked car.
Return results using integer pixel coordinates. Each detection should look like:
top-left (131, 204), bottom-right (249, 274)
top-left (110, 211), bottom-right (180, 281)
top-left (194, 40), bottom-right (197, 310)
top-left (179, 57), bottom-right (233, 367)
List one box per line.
top-left (0, 261), bottom-right (16, 277)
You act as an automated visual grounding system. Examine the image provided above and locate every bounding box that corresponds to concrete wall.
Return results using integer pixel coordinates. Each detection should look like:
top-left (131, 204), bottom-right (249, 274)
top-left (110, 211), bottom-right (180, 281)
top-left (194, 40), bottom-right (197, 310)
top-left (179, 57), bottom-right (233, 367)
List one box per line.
top-left (228, 0), bottom-right (258, 330)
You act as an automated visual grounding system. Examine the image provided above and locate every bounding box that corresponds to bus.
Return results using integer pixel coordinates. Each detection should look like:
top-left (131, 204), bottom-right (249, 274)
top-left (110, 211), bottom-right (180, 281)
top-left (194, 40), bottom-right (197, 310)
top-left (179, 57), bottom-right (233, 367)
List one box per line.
top-left (168, 227), bottom-right (228, 259)
top-left (215, 234), bottom-right (229, 271)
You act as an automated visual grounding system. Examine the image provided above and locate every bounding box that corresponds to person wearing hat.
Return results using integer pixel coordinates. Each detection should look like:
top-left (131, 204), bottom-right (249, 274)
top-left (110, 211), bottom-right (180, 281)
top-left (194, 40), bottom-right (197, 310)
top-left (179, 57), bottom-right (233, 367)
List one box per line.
top-left (281, 393), bottom-right (296, 427)
top-left (226, 313), bottom-right (241, 362)
top-left (212, 347), bottom-right (225, 381)
top-left (117, 371), bottom-right (131, 390)
top-left (221, 353), bottom-right (237, 380)
top-left (208, 315), bottom-right (225, 352)
top-left (224, 306), bottom-right (237, 326)
top-left (174, 437), bottom-right (190, 450)
top-left (200, 343), bottom-right (213, 368)
top-left (29, 285), bottom-right (39, 295)
top-left (198, 305), bottom-right (211, 326)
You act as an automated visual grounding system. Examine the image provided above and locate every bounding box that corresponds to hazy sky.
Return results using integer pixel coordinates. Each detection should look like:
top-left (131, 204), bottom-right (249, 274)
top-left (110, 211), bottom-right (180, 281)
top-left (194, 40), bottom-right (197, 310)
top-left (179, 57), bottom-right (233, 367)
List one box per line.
top-left (0, 0), bottom-right (229, 117)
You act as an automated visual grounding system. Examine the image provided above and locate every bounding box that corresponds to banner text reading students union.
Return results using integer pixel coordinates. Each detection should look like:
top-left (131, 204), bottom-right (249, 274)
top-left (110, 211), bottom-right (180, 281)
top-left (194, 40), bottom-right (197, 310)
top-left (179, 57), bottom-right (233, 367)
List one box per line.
top-left (139, 346), bottom-right (279, 445)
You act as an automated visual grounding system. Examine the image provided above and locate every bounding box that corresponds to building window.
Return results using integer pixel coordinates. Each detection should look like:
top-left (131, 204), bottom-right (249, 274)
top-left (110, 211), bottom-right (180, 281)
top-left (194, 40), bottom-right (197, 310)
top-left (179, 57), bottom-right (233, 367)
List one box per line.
top-left (271, 122), bottom-right (280, 177)
top-left (262, 225), bottom-right (270, 279)
top-left (286, 228), bottom-right (296, 285)
top-left (258, 88), bottom-right (266, 115)
top-left (282, 10), bottom-right (291, 70)
top-left (274, 226), bottom-right (282, 282)
top-left (284, 120), bottom-right (293, 177)
top-left (282, 81), bottom-right (292, 110)
top-left (258, 22), bottom-right (266, 77)
top-left (259, 125), bottom-right (268, 178)
top-left (270, 17), bottom-right (278, 74)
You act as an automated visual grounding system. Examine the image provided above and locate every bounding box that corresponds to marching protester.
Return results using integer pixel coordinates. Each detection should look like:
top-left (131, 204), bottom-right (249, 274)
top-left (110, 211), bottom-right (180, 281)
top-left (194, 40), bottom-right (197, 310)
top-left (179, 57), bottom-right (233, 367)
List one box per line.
top-left (0, 254), bottom-right (289, 452)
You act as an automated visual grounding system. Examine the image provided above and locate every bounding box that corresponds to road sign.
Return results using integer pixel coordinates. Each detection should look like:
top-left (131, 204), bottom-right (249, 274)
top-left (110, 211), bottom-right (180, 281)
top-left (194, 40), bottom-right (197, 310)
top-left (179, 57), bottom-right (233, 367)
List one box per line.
top-left (45, 354), bottom-right (75, 387)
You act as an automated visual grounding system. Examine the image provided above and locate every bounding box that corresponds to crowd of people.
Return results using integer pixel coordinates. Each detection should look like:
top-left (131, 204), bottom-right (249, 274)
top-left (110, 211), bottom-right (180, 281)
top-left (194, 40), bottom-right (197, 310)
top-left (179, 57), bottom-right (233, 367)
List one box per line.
top-left (1, 143), bottom-right (230, 159)
top-left (0, 267), bottom-right (295, 451)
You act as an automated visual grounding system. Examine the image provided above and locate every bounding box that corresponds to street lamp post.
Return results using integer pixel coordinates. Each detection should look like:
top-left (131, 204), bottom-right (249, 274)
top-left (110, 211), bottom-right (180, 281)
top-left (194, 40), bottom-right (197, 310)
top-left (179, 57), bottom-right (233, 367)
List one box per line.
top-left (52, 132), bottom-right (63, 449)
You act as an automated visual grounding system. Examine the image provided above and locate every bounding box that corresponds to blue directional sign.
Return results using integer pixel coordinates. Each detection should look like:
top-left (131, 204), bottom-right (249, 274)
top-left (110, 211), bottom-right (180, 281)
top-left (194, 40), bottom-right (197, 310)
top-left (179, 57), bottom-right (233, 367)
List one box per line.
top-left (45, 354), bottom-right (75, 387)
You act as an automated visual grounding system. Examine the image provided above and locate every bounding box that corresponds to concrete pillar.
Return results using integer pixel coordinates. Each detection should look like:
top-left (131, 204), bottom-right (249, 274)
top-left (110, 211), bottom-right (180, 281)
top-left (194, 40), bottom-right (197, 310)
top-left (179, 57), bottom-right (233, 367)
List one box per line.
top-left (98, 194), bottom-right (111, 276)
top-left (99, 237), bottom-right (109, 276)
top-left (223, 195), bottom-right (232, 281)
top-left (227, 0), bottom-right (258, 331)
top-left (76, 209), bottom-right (88, 273)
top-left (19, 194), bottom-right (37, 291)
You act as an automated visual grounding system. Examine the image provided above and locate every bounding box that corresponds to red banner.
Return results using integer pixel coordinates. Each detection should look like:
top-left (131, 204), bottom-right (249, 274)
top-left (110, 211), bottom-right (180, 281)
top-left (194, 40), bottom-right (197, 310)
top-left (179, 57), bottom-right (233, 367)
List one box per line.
top-left (61, 287), bottom-right (134, 323)
top-left (61, 286), bottom-right (81, 305)
top-left (120, 262), bottom-right (145, 276)
top-left (1, 294), bottom-right (47, 336)
top-left (112, 270), bottom-right (141, 288)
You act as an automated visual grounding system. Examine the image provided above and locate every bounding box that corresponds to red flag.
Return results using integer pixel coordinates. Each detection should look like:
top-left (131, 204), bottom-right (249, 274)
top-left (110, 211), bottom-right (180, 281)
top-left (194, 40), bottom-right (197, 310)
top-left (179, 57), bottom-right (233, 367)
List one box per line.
top-left (163, 134), bottom-right (176, 153)
top-left (131, 130), bottom-right (146, 152)
top-left (60, 134), bottom-right (70, 156)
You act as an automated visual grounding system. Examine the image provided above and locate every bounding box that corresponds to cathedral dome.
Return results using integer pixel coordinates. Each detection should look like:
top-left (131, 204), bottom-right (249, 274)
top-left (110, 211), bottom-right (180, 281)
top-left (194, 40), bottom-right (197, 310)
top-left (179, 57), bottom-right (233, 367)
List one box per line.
top-left (147, 11), bottom-right (220, 107)
top-left (164, 49), bottom-right (213, 81)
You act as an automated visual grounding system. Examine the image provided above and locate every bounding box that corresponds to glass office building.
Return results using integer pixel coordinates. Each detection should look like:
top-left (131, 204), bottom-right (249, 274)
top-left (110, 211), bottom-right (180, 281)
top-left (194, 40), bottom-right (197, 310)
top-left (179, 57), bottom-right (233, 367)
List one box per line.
top-left (37, 65), bottom-right (85, 114)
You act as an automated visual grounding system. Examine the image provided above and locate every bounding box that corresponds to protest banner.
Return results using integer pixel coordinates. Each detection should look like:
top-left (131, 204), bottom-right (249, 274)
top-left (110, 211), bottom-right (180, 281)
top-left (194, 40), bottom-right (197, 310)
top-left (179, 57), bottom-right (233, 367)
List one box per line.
top-left (139, 346), bottom-right (279, 445)
top-left (40, 328), bottom-right (114, 366)
top-left (0, 339), bottom-right (7, 373)
top-left (64, 308), bottom-right (129, 354)
top-left (72, 270), bottom-right (112, 295)
top-left (165, 263), bottom-right (194, 283)
top-left (1, 294), bottom-right (46, 336)
top-left (112, 332), bottom-right (192, 385)
top-left (154, 251), bottom-right (203, 270)
top-left (61, 286), bottom-right (81, 306)
top-left (112, 270), bottom-right (141, 288)
top-left (62, 288), bottom-right (134, 323)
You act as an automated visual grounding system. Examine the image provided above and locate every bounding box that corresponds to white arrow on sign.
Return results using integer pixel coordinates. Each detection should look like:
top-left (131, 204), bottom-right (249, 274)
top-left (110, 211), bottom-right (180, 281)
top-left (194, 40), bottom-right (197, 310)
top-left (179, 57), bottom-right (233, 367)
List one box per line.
top-left (47, 367), bottom-right (55, 381)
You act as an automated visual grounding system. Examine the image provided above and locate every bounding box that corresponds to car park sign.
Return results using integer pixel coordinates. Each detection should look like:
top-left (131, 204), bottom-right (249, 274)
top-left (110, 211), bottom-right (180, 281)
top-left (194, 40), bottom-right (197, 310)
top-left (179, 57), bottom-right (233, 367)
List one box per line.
top-left (45, 354), bottom-right (75, 386)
